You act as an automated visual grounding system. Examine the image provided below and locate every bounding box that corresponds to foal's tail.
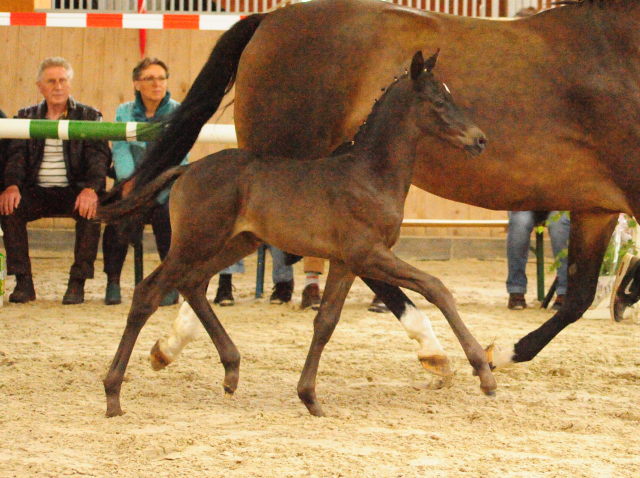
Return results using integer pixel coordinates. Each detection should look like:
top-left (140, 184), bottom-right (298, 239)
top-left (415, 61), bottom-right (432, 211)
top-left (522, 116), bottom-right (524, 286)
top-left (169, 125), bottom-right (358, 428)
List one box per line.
top-left (97, 166), bottom-right (187, 224)
top-left (123, 13), bottom-right (265, 196)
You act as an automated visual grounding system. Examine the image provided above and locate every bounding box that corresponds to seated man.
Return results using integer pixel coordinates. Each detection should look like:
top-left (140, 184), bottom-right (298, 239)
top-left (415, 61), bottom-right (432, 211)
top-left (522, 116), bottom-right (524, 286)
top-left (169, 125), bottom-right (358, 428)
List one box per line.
top-left (0, 57), bottom-right (110, 304)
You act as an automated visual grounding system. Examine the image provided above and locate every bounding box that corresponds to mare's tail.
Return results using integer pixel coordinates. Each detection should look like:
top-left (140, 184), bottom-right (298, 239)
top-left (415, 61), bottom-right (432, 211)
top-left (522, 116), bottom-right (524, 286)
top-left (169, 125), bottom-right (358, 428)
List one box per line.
top-left (124, 13), bottom-right (265, 194)
top-left (97, 166), bottom-right (187, 224)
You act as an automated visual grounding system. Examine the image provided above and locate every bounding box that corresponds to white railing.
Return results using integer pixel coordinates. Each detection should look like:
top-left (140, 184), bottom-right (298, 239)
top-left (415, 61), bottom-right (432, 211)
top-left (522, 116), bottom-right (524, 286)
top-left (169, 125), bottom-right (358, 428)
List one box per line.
top-left (40, 0), bottom-right (555, 18)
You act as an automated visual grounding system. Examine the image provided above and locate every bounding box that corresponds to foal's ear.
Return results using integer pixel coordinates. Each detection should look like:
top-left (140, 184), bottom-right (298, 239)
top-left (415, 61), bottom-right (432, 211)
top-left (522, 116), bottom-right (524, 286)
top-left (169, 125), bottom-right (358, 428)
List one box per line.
top-left (424, 49), bottom-right (440, 72)
top-left (410, 51), bottom-right (424, 82)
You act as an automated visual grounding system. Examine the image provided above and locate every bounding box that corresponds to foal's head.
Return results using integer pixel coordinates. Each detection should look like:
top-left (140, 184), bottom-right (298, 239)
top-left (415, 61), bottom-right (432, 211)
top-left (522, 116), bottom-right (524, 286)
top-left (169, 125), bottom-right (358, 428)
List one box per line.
top-left (409, 50), bottom-right (486, 156)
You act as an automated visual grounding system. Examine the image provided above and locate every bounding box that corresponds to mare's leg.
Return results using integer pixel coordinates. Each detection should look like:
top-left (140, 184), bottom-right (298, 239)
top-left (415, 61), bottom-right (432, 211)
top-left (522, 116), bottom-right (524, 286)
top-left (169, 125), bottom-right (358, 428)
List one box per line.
top-left (349, 246), bottom-right (496, 395)
top-left (150, 295), bottom-right (205, 371)
top-left (103, 256), bottom-right (188, 417)
top-left (361, 278), bottom-right (451, 378)
top-left (297, 260), bottom-right (355, 416)
top-left (488, 212), bottom-right (618, 370)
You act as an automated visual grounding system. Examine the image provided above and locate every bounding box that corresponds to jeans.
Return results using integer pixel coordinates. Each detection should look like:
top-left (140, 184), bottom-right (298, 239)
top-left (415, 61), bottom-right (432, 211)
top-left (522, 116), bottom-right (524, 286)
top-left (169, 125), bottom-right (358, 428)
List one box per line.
top-left (506, 211), bottom-right (570, 296)
top-left (267, 245), bottom-right (293, 283)
top-left (220, 246), bottom-right (292, 284)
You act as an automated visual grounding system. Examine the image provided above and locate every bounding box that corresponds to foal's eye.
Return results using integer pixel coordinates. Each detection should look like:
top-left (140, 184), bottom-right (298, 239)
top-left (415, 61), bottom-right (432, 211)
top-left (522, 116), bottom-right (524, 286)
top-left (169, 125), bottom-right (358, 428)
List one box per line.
top-left (435, 100), bottom-right (445, 108)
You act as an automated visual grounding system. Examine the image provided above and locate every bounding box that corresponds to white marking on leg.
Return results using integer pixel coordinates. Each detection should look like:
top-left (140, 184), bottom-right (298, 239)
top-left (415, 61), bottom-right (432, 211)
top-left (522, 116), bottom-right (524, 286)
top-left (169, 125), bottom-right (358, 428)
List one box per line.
top-left (400, 305), bottom-right (446, 360)
top-left (158, 302), bottom-right (202, 362)
top-left (487, 343), bottom-right (515, 371)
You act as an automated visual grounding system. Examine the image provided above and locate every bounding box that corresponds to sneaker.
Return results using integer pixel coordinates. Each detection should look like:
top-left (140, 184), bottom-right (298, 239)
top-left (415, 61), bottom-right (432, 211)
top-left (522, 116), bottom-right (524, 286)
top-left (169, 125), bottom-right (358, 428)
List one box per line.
top-left (611, 253), bottom-right (640, 322)
top-left (270, 279), bottom-right (294, 304)
top-left (301, 283), bottom-right (321, 311)
top-left (551, 294), bottom-right (565, 311)
top-left (368, 295), bottom-right (390, 313)
top-left (507, 293), bottom-right (527, 310)
top-left (159, 289), bottom-right (180, 307)
top-left (62, 278), bottom-right (85, 305)
top-left (213, 275), bottom-right (235, 306)
top-left (9, 274), bottom-right (36, 303)
top-left (105, 283), bottom-right (122, 305)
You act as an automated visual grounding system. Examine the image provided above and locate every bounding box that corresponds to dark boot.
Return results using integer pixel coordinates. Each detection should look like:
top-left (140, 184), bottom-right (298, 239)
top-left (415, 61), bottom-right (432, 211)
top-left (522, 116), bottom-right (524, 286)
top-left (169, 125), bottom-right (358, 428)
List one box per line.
top-left (9, 274), bottom-right (36, 303)
top-left (159, 289), bottom-right (180, 307)
top-left (213, 274), bottom-right (235, 306)
top-left (62, 278), bottom-right (85, 305)
top-left (105, 274), bottom-right (122, 305)
top-left (270, 279), bottom-right (294, 304)
top-left (367, 295), bottom-right (390, 313)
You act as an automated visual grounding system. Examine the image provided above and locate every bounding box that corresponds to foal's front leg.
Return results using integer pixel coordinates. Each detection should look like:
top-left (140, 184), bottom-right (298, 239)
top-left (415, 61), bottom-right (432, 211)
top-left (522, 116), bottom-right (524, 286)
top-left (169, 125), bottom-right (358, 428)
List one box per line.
top-left (298, 260), bottom-right (355, 417)
top-left (351, 246), bottom-right (497, 396)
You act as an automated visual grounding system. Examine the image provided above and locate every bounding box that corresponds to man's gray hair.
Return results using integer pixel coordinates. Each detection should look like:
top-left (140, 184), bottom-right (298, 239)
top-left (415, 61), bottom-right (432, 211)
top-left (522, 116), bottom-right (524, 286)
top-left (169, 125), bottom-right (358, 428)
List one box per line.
top-left (37, 57), bottom-right (74, 81)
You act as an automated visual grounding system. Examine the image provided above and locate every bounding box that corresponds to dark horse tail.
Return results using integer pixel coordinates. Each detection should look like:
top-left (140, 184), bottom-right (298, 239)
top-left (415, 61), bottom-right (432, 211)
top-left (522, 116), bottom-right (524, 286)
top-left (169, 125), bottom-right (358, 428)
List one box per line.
top-left (97, 166), bottom-right (187, 224)
top-left (123, 13), bottom-right (265, 194)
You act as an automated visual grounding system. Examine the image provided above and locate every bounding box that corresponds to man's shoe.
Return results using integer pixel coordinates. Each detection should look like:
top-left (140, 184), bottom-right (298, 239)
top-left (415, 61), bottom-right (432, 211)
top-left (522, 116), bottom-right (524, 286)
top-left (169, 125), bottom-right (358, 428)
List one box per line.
top-left (270, 279), bottom-right (294, 304)
top-left (62, 278), bottom-right (85, 305)
top-left (213, 275), bottom-right (235, 306)
top-left (551, 294), bottom-right (565, 311)
top-left (611, 253), bottom-right (640, 322)
top-left (105, 283), bottom-right (122, 305)
top-left (301, 283), bottom-right (321, 311)
top-left (9, 274), bottom-right (36, 303)
top-left (508, 293), bottom-right (527, 310)
top-left (159, 289), bottom-right (179, 307)
top-left (368, 295), bottom-right (390, 313)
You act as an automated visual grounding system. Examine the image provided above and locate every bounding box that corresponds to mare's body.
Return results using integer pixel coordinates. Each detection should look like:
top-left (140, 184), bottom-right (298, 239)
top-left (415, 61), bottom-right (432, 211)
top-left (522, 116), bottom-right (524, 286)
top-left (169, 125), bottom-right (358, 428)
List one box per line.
top-left (101, 52), bottom-right (490, 417)
top-left (126, 0), bottom-right (640, 372)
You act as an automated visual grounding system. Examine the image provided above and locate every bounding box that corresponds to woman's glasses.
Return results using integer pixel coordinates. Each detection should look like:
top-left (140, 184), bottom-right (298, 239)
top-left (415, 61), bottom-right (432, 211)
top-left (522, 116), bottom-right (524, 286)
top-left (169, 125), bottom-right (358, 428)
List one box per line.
top-left (138, 76), bottom-right (168, 83)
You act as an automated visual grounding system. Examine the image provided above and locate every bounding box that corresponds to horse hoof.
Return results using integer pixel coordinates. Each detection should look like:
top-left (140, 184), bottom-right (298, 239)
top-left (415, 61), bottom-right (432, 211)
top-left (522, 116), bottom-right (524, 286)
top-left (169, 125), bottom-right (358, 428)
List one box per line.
top-left (484, 343), bottom-right (514, 372)
top-left (149, 339), bottom-right (172, 371)
top-left (485, 390), bottom-right (497, 398)
top-left (419, 355), bottom-right (453, 377)
top-left (105, 408), bottom-right (125, 418)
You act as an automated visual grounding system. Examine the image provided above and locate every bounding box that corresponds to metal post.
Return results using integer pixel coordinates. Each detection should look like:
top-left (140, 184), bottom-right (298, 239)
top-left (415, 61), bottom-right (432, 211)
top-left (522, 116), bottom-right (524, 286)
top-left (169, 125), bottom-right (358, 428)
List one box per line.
top-left (255, 244), bottom-right (267, 298)
top-left (535, 230), bottom-right (545, 301)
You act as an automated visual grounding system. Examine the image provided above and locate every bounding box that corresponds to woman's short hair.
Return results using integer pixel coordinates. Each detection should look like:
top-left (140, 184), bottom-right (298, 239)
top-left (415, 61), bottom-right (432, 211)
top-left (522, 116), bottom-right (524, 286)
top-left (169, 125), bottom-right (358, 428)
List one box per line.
top-left (132, 57), bottom-right (170, 81)
top-left (37, 57), bottom-right (74, 81)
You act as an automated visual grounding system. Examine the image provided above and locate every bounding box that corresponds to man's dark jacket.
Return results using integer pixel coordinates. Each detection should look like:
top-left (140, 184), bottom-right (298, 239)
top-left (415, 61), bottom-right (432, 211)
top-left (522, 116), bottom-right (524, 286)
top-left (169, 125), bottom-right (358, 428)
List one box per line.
top-left (4, 97), bottom-right (111, 193)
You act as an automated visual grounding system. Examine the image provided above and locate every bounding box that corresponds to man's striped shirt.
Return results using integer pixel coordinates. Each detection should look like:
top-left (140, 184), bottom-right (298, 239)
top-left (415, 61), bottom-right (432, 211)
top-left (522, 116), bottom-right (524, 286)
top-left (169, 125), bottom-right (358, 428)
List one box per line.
top-left (37, 139), bottom-right (69, 187)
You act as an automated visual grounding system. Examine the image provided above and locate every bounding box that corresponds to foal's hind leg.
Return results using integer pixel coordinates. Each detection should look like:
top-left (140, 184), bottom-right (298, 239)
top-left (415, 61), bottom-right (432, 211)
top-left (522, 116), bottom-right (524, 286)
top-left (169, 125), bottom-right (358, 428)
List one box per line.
top-left (175, 234), bottom-right (261, 397)
top-left (349, 245), bottom-right (496, 396)
top-left (298, 260), bottom-right (355, 417)
top-left (104, 258), bottom-right (187, 417)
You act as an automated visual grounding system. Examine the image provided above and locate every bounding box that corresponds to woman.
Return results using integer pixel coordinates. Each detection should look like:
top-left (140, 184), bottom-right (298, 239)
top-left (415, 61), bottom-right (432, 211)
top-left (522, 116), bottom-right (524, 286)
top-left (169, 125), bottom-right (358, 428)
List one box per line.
top-left (102, 58), bottom-right (188, 306)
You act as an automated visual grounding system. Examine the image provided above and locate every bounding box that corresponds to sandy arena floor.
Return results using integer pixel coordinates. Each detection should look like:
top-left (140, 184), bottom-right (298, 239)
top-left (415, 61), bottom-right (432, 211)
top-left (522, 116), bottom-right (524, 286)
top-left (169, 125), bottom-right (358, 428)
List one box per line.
top-left (1, 250), bottom-right (639, 477)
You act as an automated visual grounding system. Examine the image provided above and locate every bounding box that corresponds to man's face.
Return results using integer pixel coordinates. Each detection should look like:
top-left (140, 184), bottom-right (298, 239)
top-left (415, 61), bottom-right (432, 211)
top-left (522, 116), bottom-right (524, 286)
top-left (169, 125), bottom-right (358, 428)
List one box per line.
top-left (37, 66), bottom-right (71, 109)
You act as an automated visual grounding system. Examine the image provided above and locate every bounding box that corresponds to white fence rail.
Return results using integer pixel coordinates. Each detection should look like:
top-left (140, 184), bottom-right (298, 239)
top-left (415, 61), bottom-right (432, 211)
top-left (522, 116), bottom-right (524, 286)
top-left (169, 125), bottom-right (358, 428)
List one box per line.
top-left (41, 0), bottom-right (554, 18)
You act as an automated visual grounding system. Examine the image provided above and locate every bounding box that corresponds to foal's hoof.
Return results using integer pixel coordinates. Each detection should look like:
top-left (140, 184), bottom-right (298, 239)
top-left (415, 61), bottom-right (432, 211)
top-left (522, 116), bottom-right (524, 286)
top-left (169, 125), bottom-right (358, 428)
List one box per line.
top-left (419, 355), bottom-right (453, 377)
top-left (149, 339), bottom-right (173, 371)
top-left (484, 343), bottom-right (514, 372)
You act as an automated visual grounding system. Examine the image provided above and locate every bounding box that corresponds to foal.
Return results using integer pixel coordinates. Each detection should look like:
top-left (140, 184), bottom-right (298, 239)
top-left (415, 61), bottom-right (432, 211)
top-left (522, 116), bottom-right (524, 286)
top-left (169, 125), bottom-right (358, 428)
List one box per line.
top-left (100, 51), bottom-right (493, 418)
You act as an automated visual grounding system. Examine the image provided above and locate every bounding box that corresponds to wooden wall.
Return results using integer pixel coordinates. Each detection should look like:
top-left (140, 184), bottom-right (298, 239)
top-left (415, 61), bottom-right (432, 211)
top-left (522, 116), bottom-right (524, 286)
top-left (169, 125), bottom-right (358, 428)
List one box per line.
top-left (0, 25), bottom-right (507, 237)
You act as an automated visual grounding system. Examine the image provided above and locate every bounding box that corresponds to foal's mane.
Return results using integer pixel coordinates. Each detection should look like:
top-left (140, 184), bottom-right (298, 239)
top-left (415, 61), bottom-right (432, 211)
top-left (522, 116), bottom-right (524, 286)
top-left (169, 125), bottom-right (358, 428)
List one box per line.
top-left (334, 71), bottom-right (415, 155)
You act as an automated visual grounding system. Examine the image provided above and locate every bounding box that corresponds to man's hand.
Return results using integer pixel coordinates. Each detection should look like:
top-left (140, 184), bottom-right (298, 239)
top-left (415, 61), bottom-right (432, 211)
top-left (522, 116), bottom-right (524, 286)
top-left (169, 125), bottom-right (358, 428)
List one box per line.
top-left (122, 180), bottom-right (134, 197)
top-left (75, 188), bottom-right (99, 219)
top-left (0, 185), bottom-right (21, 215)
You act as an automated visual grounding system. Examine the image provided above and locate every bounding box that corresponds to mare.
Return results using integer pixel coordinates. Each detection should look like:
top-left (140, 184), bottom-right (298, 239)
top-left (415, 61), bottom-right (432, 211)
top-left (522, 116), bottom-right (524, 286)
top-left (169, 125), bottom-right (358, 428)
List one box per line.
top-left (100, 51), bottom-right (490, 417)
top-left (121, 0), bottom-right (640, 378)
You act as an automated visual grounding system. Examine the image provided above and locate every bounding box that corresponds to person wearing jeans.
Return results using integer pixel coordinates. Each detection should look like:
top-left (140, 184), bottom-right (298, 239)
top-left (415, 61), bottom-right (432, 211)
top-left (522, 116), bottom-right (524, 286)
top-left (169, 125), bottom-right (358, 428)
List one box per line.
top-left (506, 211), bottom-right (570, 310)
